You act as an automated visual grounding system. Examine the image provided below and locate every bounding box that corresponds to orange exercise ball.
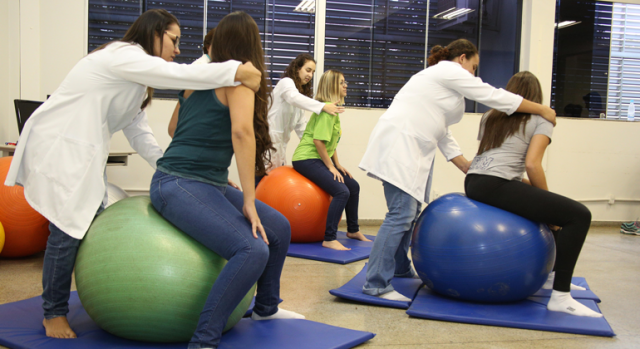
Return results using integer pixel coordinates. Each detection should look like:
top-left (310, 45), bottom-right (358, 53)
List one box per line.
top-left (0, 221), bottom-right (5, 254)
top-left (0, 157), bottom-right (50, 257)
top-left (256, 166), bottom-right (330, 243)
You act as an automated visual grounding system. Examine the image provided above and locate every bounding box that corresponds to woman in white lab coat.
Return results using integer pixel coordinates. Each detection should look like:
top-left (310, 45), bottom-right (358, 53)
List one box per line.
top-left (359, 39), bottom-right (557, 301)
top-left (257, 54), bottom-right (345, 184)
top-left (4, 9), bottom-right (260, 339)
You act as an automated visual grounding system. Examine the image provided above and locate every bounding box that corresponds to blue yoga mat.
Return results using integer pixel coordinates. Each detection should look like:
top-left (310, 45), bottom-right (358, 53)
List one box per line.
top-left (0, 292), bottom-right (375, 349)
top-left (531, 277), bottom-right (601, 302)
top-left (287, 231), bottom-right (376, 264)
top-left (329, 264), bottom-right (423, 309)
top-left (406, 287), bottom-right (614, 337)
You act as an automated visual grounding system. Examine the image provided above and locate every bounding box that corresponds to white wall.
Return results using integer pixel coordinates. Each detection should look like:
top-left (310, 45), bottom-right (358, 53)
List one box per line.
top-left (0, 0), bottom-right (21, 144)
top-left (2, 0), bottom-right (640, 222)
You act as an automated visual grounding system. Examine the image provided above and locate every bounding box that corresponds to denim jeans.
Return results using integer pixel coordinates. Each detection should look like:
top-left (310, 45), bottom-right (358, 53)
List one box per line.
top-left (150, 171), bottom-right (291, 349)
top-left (363, 181), bottom-right (422, 295)
top-left (42, 206), bottom-right (104, 319)
top-left (292, 159), bottom-right (360, 241)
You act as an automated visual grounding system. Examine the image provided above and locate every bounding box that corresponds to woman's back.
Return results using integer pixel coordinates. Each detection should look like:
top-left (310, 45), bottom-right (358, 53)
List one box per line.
top-left (468, 113), bottom-right (553, 181)
top-left (157, 89), bottom-right (233, 186)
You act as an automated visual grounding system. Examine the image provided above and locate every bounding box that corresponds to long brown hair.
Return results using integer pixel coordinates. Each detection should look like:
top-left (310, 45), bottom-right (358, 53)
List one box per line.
top-left (93, 9), bottom-right (179, 110)
top-left (283, 54), bottom-right (315, 97)
top-left (209, 11), bottom-right (274, 176)
top-left (427, 38), bottom-right (478, 67)
top-left (315, 70), bottom-right (344, 105)
top-left (477, 71), bottom-right (543, 155)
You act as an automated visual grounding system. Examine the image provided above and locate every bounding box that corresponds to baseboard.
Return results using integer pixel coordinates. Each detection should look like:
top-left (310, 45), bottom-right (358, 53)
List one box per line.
top-left (121, 189), bottom-right (630, 227)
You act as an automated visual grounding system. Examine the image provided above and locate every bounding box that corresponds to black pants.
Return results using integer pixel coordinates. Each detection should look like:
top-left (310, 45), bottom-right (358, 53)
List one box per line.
top-left (465, 174), bottom-right (591, 292)
top-left (292, 159), bottom-right (360, 241)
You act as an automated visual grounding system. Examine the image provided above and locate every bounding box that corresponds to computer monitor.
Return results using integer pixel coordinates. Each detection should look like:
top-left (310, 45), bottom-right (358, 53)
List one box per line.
top-left (14, 99), bottom-right (43, 134)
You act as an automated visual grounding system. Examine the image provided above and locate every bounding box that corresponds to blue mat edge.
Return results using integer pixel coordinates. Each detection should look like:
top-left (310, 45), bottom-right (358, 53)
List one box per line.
top-left (286, 232), bottom-right (376, 264)
top-left (333, 332), bottom-right (376, 349)
top-left (405, 289), bottom-right (615, 337)
top-left (328, 263), bottom-right (422, 309)
top-left (287, 252), bottom-right (369, 264)
top-left (406, 306), bottom-right (614, 337)
top-left (328, 289), bottom-right (410, 310)
top-left (0, 294), bottom-right (378, 349)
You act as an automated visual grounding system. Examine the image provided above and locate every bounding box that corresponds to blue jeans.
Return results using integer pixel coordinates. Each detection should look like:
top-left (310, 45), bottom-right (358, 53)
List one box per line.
top-left (292, 159), bottom-right (360, 241)
top-left (363, 181), bottom-right (422, 295)
top-left (42, 206), bottom-right (104, 319)
top-left (150, 171), bottom-right (290, 349)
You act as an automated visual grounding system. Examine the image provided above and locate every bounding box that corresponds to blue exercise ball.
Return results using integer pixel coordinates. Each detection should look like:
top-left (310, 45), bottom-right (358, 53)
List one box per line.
top-left (411, 193), bottom-right (556, 303)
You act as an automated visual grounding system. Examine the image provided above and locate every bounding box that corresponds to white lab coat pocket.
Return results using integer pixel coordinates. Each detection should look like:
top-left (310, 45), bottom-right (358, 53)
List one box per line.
top-left (33, 135), bottom-right (98, 202)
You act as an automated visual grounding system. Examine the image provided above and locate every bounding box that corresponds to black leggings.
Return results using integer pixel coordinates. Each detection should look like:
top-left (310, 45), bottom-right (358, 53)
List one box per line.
top-left (465, 174), bottom-right (591, 292)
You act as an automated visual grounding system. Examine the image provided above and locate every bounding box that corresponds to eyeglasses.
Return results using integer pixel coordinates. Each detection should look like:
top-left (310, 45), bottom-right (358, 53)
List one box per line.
top-left (340, 81), bottom-right (349, 86)
top-left (164, 31), bottom-right (180, 49)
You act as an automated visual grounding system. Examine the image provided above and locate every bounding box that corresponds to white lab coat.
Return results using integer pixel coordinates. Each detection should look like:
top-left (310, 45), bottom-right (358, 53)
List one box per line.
top-left (192, 54), bottom-right (211, 65)
top-left (359, 61), bottom-right (523, 202)
top-left (267, 77), bottom-right (325, 170)
top-left (5, 41), bottom-right (241, 239)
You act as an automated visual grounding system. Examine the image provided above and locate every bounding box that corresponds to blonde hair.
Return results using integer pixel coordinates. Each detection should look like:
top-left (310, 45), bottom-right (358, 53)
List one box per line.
top-left (315, 70), bottom-right (344, 105)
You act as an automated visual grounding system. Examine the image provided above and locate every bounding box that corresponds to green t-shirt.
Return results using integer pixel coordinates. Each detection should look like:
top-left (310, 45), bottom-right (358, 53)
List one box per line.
top-left (156, 89), bottom-right (233, 186)
top-left (292, 106), bottom-right (342, 161)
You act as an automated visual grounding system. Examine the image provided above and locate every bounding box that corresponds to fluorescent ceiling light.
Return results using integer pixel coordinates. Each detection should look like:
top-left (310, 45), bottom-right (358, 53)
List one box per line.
top-left (294, 0), bottom-right (315, 13)
top-left (556, 20), bottom-right (581, 29)
top-left (432, 7), bottom-right (474, 20)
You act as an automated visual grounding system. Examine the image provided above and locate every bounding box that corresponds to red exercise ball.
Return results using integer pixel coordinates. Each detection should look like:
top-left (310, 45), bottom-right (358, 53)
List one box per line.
top-left (0, 157), bottom-right (50, 257)
top-left (256, 166), bottom-right (330, 243)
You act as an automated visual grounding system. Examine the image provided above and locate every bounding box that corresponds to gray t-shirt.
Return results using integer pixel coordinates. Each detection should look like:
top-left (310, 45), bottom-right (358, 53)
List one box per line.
top-left (467, 113), bottom-right (553, 181)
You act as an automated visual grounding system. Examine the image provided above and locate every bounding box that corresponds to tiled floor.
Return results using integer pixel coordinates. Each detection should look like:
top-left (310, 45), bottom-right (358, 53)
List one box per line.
top-left (1, 225), bottom-right (638, 348)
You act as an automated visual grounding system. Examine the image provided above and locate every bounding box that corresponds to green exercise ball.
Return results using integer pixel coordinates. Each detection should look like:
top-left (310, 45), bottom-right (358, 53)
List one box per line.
top-left (75, 196), bottom-right (255, 342)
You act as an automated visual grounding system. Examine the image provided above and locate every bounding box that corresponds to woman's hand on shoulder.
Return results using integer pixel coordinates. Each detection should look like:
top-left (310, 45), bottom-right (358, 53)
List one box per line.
top-left (322, 102), bottom-right (346, 116)
top-left (235, 62), bottom-right (261, 92)
top-left (540, 105), bottom-right (557, 126)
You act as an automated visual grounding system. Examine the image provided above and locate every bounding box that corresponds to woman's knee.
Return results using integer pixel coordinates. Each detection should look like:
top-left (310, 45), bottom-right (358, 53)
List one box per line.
top-left (257, 204), bottom-right (291, 243)
top-left (332, 183), bottom-right (351, 200)
top-left (383, 208), bottom-right (417, 232)
top-left (244, 238), bottom-right (270, 266)
top-left (346, 177), bottom-right (360, 194)
top-left (573, 202), bottom-right (592, 226)
top-left (266, 210), bottom-right (292, 243)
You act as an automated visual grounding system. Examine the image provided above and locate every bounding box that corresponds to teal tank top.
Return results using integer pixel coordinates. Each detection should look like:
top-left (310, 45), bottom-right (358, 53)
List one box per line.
top-left (157, 89), bottom-right (232, 186)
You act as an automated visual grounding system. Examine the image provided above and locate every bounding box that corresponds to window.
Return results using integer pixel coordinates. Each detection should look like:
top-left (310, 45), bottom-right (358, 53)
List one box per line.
top-left (146, 1), bottom-right (206, 65)
top-left (88, 0), bottom-right (315, 98)
top-left (88, 0), bottom-right (141, 53)
top-left (264, 1), bottom-right (316, 84)
top-left (324, 0), bottom-right (428, 108)
top-left (551, 0), bottom-right (612, 118)
top-left (606, 3), bottom-right (640, 119)
top-left (88, 0), bottom-right (522, 105)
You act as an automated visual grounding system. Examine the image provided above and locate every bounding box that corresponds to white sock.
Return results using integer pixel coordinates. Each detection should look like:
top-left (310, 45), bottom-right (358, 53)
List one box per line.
top-left (542, 272), bottom-right (586, 291)
top-left (377, 290), bottom-right (411, 302)
top-left (547, 290), bottom-right (603, 317)
top-left (251, 308), bottom-right (305, 320)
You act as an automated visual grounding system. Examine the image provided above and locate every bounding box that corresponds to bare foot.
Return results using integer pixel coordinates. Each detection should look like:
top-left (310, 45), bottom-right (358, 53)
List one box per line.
top-left (43, 317), bottom-right (77, 339)
top-left (346, 231), bottom-right (372, 242)
top-left (322, 240), bottom-right (351, 250)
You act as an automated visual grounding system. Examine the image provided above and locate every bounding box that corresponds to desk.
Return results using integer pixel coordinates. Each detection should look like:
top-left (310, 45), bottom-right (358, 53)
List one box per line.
top-left (0, 145), bottom-right (136, 166)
